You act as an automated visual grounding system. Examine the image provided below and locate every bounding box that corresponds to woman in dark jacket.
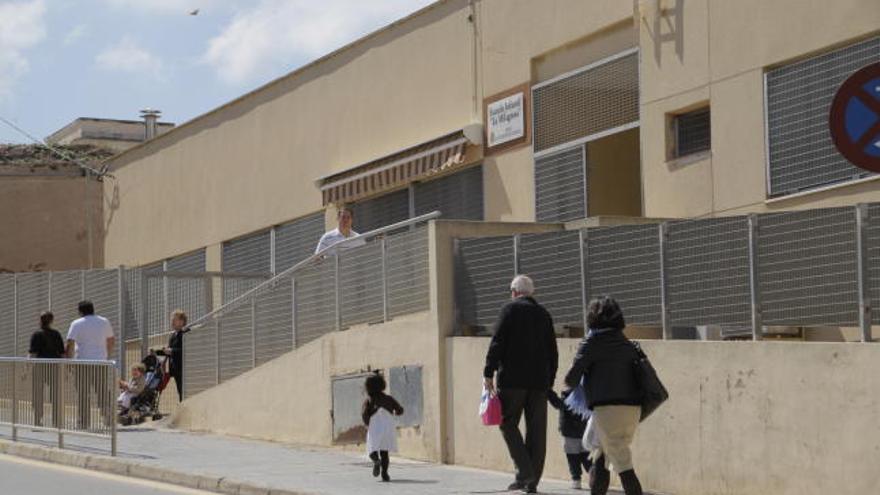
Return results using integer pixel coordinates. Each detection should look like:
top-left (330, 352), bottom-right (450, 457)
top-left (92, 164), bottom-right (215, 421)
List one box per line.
top-left (564, 296), bottom-right (643, 495)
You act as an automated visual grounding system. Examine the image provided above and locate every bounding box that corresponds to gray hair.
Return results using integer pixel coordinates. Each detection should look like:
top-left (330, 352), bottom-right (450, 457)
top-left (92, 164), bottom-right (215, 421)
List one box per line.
top-left (510, 275), bottom-right (535, 296)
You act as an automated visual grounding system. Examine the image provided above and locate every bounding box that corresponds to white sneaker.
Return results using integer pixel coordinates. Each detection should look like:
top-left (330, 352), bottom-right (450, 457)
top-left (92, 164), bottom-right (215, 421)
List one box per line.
top-left (571, 478), bottom-right (582, 490)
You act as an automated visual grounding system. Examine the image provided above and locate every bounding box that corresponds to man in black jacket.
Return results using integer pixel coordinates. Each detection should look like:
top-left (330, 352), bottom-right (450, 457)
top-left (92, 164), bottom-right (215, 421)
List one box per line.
top-left (483, 275), bottom-right (558, 494)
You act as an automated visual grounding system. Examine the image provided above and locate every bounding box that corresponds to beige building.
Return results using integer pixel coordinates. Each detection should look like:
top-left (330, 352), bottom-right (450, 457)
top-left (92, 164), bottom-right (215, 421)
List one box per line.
top-left (100, 0), bottom-right (880, 272)
top-left (47, 116), bottom-right (175, 153)
top-left (85, 2), bottom-right (880, 493)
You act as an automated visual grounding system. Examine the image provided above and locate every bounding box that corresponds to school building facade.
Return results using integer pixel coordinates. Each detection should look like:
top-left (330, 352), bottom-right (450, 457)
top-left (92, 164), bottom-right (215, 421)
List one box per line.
top-left (87, 2), bottom-right (880, 494)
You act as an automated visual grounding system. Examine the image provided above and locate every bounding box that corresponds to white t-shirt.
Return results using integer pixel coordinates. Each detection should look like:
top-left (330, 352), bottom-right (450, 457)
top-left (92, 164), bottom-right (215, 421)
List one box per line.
top-left (67, 315), bottom-right (114, 360)
top-left (315, 228), bottom-right (366, 255)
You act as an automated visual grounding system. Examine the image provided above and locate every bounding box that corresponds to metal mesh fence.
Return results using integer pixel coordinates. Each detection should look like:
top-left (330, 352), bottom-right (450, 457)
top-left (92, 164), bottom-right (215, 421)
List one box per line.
top-left (585, 224), bottom-right (662, 325)
top-left (218, 301), bottom-right (254, 383)
top-left (454, 237), bottom-right (515, 328)
top-left (757, 207), bottom-right (859, 326)
top-left (518, 231), bottom-right (583, 327)
top-left (339, 242), bottom-right (384, 328)
top-left (182, 319), bottom-right (218, 398)
top-left (15, 273), bottom-right (49, 356)
top-left (84, 270), bottom-right (121, 361)
top-left (387, 228), bottom-right (430, 317)
top-left (666, 217), bottom-right (752, 327)
top-left (294, 259), bottom-right (337, 347)
top-left (867, 204), bottom-right (880, 324)
top-left (0, 275), bottom-right (16, 356)
top-left (49, 271), bottom-right (84, 337)
top-left (254, 279), bottom-right (294, 366)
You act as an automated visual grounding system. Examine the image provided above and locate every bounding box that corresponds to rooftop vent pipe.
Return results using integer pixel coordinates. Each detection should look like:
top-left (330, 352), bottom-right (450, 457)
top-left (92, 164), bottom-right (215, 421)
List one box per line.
top-left (140, 108), bottom-right (161, 141)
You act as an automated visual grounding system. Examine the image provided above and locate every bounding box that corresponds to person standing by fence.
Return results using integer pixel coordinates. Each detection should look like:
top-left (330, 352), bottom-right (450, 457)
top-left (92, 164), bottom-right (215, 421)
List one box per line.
top-left (163, 310), bottom-right (189, 401)
top-left (483, 275), bottom-right (558, 494)
top-left (314, 206), bottom-right (365, 256)
top-left (65, 300), bottom-right (115, 430)
top-left (28, 311), bottom-right (65, 427)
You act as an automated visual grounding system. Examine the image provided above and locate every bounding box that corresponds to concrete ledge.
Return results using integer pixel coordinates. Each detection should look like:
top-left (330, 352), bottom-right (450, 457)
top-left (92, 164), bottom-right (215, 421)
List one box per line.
top-left (0, 439), bottom-right (314, 495)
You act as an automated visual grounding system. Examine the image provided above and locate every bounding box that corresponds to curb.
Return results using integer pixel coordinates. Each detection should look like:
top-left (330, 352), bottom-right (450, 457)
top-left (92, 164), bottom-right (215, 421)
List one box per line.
top-left (0, 439), bottom-right (315, 495)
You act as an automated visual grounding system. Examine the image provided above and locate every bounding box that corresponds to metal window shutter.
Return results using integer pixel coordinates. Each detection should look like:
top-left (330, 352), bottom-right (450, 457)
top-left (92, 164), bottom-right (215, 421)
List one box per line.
top-left (535, 145), bottom-right (587, 223)
top-left (275, 212), bottom-right (325, 272)
top-left (533, 51), bottom-right (639, 152)
top-left (167, 249), bottom-right (206, 272)
top-left (351, 188), bottom-right (410, 233)
top-left (222, 231), bottom-right (271, 303)
top-left (414, 165), bottom-right (483, 220)
top-left (675, 108), bottom-right (711, 157)
top-left (766, 36), bottom-right (879, 196)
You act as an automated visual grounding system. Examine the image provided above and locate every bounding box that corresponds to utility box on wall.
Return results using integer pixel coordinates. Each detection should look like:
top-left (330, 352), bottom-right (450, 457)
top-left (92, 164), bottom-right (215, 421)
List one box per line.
top-left (331, 366), bottom-right (424, 445)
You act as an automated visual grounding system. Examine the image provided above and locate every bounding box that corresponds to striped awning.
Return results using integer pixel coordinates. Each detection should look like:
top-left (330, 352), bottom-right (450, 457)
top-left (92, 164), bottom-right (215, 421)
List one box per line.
top-left (317, 129), bottom-right (476, 205)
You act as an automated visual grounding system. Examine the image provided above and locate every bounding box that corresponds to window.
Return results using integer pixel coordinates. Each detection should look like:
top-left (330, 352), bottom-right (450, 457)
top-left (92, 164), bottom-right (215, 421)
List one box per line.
top-left (222, 230), bottom-right (272, 274)
top-left (535, 145), bottom-right (586, 223)
top-left (274, 212), bottom-right (325, 272)
top-left (672, 107), bottom-right (711, 159)
top-left (766, 36), bottom-right (879, 196)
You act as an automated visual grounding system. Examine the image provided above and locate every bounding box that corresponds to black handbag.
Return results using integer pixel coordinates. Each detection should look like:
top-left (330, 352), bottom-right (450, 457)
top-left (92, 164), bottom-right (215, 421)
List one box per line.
top-left (631, 342), bottom-right (669, 421)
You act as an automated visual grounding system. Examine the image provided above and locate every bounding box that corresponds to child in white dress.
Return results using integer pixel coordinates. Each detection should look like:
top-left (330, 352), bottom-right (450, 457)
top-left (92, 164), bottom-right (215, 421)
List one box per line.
top-left (361, 373), bottom-right (404, 482)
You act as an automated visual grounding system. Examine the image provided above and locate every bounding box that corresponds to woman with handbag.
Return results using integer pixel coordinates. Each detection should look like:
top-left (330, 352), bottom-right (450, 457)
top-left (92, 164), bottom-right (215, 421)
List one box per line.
top-left (563, 296), bottom-right (644, 495)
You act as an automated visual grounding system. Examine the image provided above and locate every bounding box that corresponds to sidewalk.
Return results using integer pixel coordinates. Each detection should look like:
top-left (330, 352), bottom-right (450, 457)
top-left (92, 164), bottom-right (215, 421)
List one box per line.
top-left (0, 424), bottom-right (627, 495)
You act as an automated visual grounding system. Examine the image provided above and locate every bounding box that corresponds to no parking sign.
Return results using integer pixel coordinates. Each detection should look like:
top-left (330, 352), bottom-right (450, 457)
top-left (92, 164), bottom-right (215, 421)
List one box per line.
top-left (829, 62), bottom-right (880, 172)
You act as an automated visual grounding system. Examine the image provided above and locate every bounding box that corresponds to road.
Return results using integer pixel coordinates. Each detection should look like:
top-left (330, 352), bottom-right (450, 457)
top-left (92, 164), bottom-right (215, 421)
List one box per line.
top-left (0, 453), bottom-right (216, 495)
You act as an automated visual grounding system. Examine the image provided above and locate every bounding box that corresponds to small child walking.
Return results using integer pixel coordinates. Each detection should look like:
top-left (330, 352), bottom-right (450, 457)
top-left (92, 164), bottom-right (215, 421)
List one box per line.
top-left (548, 389), bottom-right (592, 490)
top-left (362, 373), bottom-right (404, 482)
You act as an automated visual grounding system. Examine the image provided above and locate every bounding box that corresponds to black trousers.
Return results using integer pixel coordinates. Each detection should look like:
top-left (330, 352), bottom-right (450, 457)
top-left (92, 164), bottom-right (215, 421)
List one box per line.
top-left (32, 367), bottom-right (60, 427)
top-left (566, 452), bottom-right (592, 480)
top-left (498, 388), bottom-right (548, 488)
top-left (171, 367), bottom-right (183, 401)
top-left (368, 450), bottom-right (389, 474)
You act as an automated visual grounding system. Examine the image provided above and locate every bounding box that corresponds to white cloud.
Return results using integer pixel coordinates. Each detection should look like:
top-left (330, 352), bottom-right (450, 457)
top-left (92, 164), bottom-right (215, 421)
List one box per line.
top-left (103, 0), bottom-right (209, 14)
top-left (63, 24), bottom-right (87, 45)
top-left (203, 0), bottom-right (435, 85)
top-left (95, 37), bottom-right (164, 79)
top-left (0, 0), bottom-right (47, 100)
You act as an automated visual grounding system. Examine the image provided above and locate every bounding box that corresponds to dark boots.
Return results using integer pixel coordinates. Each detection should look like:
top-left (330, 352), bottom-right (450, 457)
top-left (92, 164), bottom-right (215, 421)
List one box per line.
top-left (589, 455), bottom-right (610, 495)
top-left (589, 456), bottom-right (643, 495)
top-left (619, 469), bottom-right (643, 495)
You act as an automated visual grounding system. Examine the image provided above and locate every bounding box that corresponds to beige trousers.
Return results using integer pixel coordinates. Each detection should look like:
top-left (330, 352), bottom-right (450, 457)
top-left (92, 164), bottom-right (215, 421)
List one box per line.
top-left (591, 405), bottom-right (641, 473)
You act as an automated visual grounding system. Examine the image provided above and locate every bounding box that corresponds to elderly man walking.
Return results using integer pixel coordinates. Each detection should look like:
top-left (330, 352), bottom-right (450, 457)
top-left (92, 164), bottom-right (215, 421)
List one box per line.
top-left (483, 275), bottom-right (558, 494)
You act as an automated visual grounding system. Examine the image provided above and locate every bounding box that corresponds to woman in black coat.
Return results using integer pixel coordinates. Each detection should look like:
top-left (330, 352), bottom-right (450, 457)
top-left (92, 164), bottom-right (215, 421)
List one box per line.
top-left (564, 296), bottom-right (643, 495)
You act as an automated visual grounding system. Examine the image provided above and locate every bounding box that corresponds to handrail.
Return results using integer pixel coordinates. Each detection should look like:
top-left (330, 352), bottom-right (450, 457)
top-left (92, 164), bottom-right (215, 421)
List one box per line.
top-left (188, 210), bottom-right (441, 329)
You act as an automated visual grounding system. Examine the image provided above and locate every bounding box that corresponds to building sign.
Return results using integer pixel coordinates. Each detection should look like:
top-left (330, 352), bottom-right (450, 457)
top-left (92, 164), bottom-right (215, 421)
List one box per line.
top-left (487, 92), bottom-right (525, 147)
top-left (829, 62), bottom-right (880, 173)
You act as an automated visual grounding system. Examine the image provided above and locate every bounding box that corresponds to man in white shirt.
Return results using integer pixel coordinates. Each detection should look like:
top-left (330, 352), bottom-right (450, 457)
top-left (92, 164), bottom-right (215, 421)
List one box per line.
top-left (315, 206), bottom-right (366, 256)
top-left (66, 300), bottom-right (115, 430)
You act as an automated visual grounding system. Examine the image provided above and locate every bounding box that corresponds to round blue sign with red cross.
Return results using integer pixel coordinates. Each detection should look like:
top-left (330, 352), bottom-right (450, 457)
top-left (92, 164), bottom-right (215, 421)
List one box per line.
top-left (829, 62), bottom-right (880, 173)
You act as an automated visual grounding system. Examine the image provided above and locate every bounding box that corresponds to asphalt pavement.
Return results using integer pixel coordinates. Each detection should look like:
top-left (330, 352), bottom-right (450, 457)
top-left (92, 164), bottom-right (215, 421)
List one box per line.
top-left (0, 453), bottom-right (216, 495)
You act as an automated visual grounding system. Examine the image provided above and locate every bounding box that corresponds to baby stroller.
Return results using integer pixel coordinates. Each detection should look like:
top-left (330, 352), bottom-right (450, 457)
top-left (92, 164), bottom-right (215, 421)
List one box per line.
top-left (118, 350), bottom-right (170, 426)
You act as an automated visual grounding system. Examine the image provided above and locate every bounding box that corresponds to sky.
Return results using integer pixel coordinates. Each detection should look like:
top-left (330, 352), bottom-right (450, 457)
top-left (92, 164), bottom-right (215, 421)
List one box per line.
top-left (0, 0), bottom-right (436, 143)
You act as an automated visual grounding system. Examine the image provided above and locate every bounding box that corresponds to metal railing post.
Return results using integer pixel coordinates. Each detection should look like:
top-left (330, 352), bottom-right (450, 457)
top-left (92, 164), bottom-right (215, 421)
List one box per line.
top-left (291, 277), bottom-right (297, 349)
top-left (140, 272), bottom-right (149, 360)
top-left (11, 360), bottom-right (17, 441)
top-left (381, 238), bottom-right (389, 322)
top-left (748, 214), bottom-right (763, 341)
top-left (12, 274), bottom-right (18, 357)
top-left (251, 298), bottom-right (257, 368)
top-left (58, 361), bottom-right (65, 449)
top-left (579, 229), bottom-right (589, 332)
top-left (215, 320), bottom-right (222, 385)
top-left (162, 261), bottom-right (169, 333)
top-left (110, 364), bottom-right (117, 456)
top-left (856, 204), bottom-right (873, 342)
top-left (117, 267), bottom-right (126, 377)
top-left (81, 270), bottom-right (86, 299)
top-left (334, 254), bottom-right (341, 332)
top-left (659, 223), bottom-right (671, 340)
top-left (513, 234), bottom-right (521, 275)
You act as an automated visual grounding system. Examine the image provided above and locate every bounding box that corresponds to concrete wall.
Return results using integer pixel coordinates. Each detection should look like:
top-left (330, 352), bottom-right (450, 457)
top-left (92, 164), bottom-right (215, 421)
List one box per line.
top-left (173, 312), bottom-right (444, 460)
top-left (639, 0), bottom-right (880, 218)
top-left (0, 176), bottom-right (103, 271)
top-left (448, 337), bottom-right (880, 495)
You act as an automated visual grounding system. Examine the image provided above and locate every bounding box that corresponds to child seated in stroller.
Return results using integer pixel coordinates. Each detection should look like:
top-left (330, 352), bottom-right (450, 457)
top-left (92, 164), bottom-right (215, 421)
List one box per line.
top-left (118, 363), bottom-right (146, 410)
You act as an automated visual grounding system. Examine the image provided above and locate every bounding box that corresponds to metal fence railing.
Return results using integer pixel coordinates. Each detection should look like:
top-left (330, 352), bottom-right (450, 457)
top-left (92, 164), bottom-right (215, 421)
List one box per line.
top-left (182, 212), bottom-right (436, 399)
top-left (455, 204), bottom-right (880, 342)
top-left (0, 357), bottom-right (117, 455)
